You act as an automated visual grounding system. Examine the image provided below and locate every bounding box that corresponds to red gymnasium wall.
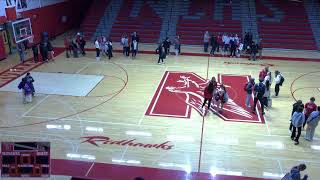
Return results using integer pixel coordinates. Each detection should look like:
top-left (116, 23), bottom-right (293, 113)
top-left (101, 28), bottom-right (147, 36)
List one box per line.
top-left (20, 0), bottom-right (91, 43)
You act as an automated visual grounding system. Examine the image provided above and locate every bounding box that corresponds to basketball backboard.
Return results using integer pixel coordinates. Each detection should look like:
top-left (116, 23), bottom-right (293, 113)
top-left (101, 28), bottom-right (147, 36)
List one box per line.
top-left (11, 18), bottom-right (33, 43)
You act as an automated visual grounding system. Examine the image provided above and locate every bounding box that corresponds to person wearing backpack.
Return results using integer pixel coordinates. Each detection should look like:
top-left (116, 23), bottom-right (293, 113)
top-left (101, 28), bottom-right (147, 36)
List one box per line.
top-left (252, 79), bottom-right (265, 115)
top-left (245, 78), bottom-right (255, 108)
top-left (290, 100), bottom-right (304, 132)
top-left (305, 106), bottom-right (320, 141)
top-left (274, 70), bottom-right (284, 97)
top-left (281, 164), bottom-right (308, 180)
top-left (291, 106), bottom-right (305, 145)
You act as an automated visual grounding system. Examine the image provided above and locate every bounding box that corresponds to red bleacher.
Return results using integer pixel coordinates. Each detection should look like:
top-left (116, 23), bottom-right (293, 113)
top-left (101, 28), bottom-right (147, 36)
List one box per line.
top-left (177, 0), bottom-right (241, 45)
top-left (256, 0), bottom-right (317, 50)
top-left (109, 0), bottom-right (162, 43)
top-left (79, 0), bottom-right (110, 40)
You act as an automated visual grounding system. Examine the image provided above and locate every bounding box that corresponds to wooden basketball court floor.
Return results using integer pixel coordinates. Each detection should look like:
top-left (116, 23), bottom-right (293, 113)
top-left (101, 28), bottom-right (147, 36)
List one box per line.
top-left (0, 42), bottom-right (320, 179)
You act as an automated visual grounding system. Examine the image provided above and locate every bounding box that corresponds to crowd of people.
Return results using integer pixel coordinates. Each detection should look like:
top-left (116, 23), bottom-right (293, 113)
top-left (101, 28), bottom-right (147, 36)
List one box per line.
top-left (94, 32), bottom-right (139, 61)
top-left (64, 32), bottom-right (86, 59)
top-left (203, 31), bottom-right (262, 60)
top-left (201, 64), bottom-right (320, 148)
top-left (201, 76), bottom-right (229, 114)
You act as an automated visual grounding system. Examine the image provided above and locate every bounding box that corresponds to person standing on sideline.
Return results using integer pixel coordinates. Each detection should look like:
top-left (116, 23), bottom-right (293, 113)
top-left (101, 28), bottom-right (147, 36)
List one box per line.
top-left (281, 164), bottom-right (308, 180)
top-left (305, 106), bottom-right (320, 141)
top-left (249, 41), bottom-right (258, 61)
top-left (64, 36), bottom-right (72, 58)
top-left (217, 33), bottom-right (222, 52)
top-left (291, 106), bottom-right (305, 145)
top-left (17, 43), bottom-right (25, 62)
top-left (156, 43), bottom-right (166, 64)
top-left (257, 39), bottom-right (263, 60)
top-left (121, 34), bottom-right (126, 55)
top-left (131, 39), bottom-right (138, 59)
top-left (229, 35), bottom-right (237, 58)
top-left (274, 70), bottom-right (283, 97)
top-left (245, 77), bottom-right (255, 108)
top-left (210, 34), bottom-right (217, 55)
top-left (202, 80), bottom-right (214, 115)
top-left (131, 32), bottom-right (140, 51)
top-left (94, 38), bottom-right (100, 61)
top-left (31, 43), bottom-right (39, 63)
top-left (163, 37), bottom-right (171, 55)
top-left (47, 41), bottom-right (54, 61)
top-left (122, 35), bottom-right (129, 57)
top-left (290, 100), bottom-right (304, 132)
top-left (40, 41), bottom-right (48, 62)
top-left (79, 36), bottom-right (86, 56)
top-left (303, 97), bottom-right (317, 129)
top-left (173, 36), bottom-right (181, 56)
top-left (203, 31), bottom-right (210, 52)
top-left (106, 39), bottom-right (113, 60)
top-left (252, 79), bottom-right (265, 115)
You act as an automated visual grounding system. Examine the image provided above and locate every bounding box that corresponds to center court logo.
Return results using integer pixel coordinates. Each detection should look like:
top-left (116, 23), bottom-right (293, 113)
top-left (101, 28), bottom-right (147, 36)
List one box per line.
top-left (145, 71), bottom-right (264, 124)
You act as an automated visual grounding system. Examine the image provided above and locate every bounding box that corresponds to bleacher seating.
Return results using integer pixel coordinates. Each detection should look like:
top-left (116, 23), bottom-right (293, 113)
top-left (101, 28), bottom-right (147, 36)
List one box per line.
top-left (79, 0), bottom-right (110, 41)
top-left (256, 0), bottom-right (317, 50)
top-left (109, 0), bottom-right (162, 43)
top-left (176, 0), bottom-right (242, 45)
top-left (79, 0), bottom-right (319, 50)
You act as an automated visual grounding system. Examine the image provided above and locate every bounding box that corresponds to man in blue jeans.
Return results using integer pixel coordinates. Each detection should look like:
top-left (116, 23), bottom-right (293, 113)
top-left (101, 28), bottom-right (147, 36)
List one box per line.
top-left (245, 78), bottom-right (255, 108)
top-left (252, 79), bottom-right (265, 115)
top-left (282, 164), bottom-right (308, 180)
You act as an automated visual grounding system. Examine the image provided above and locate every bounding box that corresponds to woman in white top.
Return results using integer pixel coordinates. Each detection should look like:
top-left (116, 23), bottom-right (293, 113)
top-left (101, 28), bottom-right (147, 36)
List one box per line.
top-left (94, 38), bottom-right (100, 61)
top-left (203, 31), bottom-right (210, 52)
top-left (131, 40), bottom-right (138, 59)
top-left (264, 72), bottom-right (272, 85)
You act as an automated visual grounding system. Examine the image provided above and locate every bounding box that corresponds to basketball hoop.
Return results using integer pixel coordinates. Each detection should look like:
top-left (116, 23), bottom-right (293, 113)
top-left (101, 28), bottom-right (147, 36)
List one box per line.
top-left (11, 18), bottom-right (33, 43)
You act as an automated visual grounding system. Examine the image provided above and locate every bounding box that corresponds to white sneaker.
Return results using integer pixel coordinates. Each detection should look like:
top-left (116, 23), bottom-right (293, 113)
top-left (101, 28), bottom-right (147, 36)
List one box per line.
top-left (158, 62), bottom-right (161, 65)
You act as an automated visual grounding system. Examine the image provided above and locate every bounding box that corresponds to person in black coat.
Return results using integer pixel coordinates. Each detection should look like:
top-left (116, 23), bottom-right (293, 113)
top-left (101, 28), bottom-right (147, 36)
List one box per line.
top-left (47, 41), bottom-right (54, 61)
top-left (131, 32), bottom-right (140, 51)
top-left (249, 41), bottom-right (258, 61)
top-left (79, 36), bottom-right (86, 56)
top-left (71, 40), bottom-right (78, 58)
top-left (210, 35), bottom-right (217, 55)
top-left (163, 37), bottom-right (171, 55)
top-left (31, 44), bottom-right (39, 63)
top-left (107, 39), bottom-right (113, 60)
top-left (156, 43), bottom-right (166, 64)
top-left (39, 41), bottom-right (48, 62)
top-left (229, 37), bottom-right (237, 57)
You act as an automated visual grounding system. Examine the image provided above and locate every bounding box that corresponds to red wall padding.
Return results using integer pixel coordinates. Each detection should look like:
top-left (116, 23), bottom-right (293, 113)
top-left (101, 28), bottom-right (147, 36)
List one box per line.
top-left (0, 34), bottom-right (6, 60)
top-left (20, 0), bottom-right (91, 43)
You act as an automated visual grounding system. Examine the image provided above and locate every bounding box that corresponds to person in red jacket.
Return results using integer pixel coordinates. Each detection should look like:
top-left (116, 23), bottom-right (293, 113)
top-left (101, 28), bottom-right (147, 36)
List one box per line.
top-left (304, 97), bottom-right (317, 128)
top-left (259, 66), bottom-right (269, 81)
top-left (202, 80), bottom-right (216, 115)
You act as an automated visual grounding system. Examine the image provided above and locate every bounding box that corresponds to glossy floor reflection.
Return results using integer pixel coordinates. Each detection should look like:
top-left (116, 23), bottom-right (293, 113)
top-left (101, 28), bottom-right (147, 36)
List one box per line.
top-left (0, 43), bottom-right (319, 179)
